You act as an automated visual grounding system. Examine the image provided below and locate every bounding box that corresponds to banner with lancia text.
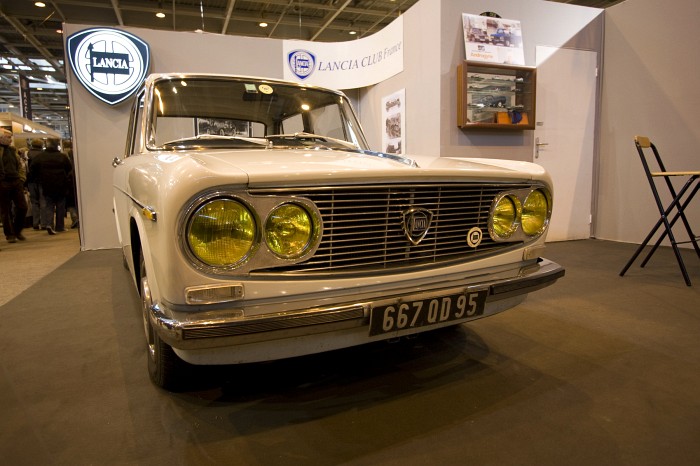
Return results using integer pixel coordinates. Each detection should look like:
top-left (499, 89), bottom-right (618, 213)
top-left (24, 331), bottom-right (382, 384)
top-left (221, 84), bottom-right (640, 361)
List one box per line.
top-left (283, 16), bottom-right (403, 90)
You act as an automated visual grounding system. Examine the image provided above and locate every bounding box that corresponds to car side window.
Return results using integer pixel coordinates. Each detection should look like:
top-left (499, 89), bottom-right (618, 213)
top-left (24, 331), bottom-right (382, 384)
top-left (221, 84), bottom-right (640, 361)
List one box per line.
top-left (126, 92), bottom-right (145, 156)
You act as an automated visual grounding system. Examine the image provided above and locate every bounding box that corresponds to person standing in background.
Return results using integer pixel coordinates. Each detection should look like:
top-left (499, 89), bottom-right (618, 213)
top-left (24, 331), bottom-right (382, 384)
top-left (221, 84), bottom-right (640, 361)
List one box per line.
top-left (32, 138), bottom-right (72, 235)
top-left (63, 140), bottom-right (79, 229)
top-left (0, 128), bottom-right (28, 244)
top-left (26, 138), bottom-right (45, 230)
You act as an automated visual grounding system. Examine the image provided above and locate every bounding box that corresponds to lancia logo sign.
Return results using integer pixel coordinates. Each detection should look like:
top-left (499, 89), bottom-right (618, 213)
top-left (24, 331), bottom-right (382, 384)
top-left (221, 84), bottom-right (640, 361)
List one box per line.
top-left (402, 208), bottom-right (433, 245)
top-left (288, 49), bottom-right (316, 80)
top-left (67, 28), bottom-right (150, 105)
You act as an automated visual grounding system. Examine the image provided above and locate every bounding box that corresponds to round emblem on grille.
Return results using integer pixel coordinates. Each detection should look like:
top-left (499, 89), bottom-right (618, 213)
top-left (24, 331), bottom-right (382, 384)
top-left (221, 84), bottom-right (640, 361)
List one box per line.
top-left (467, 227), bottom-right (483, 248)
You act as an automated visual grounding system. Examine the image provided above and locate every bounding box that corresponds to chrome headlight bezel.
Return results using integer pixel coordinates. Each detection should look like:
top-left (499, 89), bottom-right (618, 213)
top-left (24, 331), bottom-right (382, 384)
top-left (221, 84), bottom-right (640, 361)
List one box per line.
top-left (490, 193), bottom-right (522, 240)
top-left (179, 190), bottom-right (323, 275)
top-left (182, 194), bottom-right (261, 271)
top-left (264, 201), bottom-right (322, 260)
top-left (488, 186), bottom-right (552, 243)
top-left (522, 188), bottom-right (551, 237)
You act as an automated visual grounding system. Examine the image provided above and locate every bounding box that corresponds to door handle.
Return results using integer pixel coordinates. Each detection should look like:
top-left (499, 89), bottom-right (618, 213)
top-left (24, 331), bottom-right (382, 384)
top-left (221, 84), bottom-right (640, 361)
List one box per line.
top-left (535, 137), bottom-right (549, 159)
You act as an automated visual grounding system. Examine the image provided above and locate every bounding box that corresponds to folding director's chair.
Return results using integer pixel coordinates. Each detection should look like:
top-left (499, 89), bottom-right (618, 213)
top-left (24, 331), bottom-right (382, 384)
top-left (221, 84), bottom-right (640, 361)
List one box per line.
top-left (619, 136), bottom-right (700, 286)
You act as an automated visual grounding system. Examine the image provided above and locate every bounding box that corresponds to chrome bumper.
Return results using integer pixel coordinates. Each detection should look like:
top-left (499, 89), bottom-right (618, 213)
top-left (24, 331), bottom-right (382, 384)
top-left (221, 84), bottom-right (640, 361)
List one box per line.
top-left (150, 258), bottom-right (564, 350)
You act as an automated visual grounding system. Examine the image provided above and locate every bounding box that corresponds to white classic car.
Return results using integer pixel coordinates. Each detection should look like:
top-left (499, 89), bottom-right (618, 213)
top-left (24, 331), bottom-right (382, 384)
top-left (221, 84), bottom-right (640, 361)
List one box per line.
top-left (112, 73), bottom-right (564, 390)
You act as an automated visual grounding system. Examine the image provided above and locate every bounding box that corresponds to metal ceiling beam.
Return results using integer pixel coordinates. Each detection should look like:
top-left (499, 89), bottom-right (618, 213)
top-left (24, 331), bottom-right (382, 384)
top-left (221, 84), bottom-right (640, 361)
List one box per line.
top-left (221, 0), bottom-right (237, 34)
top-left (310, 0), bottom-right (352, 41)
top-left (267, 0), bottom-right (295, 38)
top-left (49, 1), bottom-right (67, 21)
top-left (109, 0), bottom-right (125, 25)
top-left (0, 12), bottom-right (64, 80)
top-left (359, 0), bottom-right (407, 38)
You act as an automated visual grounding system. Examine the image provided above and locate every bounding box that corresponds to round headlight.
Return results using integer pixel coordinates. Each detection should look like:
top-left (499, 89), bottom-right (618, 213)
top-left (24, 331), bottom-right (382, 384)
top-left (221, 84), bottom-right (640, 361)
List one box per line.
top-left (187, 198), bottom-right (256, 267)
top-left (522, 189), bottom-right (549, 236)
top-left (265, 203), bottom-right (315, 259)
top-left (491, 195), bottom-right (520, 239)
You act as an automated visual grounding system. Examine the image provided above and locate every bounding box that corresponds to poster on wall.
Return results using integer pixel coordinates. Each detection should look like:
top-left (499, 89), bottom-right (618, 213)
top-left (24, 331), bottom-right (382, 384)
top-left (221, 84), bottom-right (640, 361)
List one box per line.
top-left (462, 13), bottom-right (524, 65)
top-left (381, 89), bottom-right (405, 155)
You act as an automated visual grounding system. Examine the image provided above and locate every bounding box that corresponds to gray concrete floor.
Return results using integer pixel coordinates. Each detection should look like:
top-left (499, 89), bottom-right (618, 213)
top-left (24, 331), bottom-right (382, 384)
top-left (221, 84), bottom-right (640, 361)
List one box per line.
top-left (0, 223), bottom-right (81, 306)
top-left (1, 238), bottom-right (699, 465)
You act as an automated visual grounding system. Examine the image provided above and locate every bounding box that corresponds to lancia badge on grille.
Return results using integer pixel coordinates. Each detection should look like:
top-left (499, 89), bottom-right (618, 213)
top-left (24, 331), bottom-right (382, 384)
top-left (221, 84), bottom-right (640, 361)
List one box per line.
top-left (402, 208), bottom-right (434, 245)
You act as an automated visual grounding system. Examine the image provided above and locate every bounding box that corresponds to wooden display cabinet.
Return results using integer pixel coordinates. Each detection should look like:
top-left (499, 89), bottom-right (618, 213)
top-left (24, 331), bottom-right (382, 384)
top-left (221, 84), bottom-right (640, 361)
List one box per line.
top-left (457, 61), bottom-right (536, 130)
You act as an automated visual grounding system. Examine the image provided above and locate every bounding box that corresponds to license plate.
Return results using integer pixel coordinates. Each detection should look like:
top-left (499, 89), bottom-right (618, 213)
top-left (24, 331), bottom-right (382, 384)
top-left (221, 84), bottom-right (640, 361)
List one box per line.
top-left (369, 289), bottom-right (487, 336)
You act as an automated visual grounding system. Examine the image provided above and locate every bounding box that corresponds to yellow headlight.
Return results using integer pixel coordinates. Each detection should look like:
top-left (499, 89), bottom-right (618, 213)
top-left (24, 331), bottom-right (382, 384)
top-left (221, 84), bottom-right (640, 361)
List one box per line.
top-left (265, 203), bottom-right (314, 258)
top-left (522, 189), bottom-right (549, 236)
top-left (492, 195), bottom-right (520, 239)
top-left (187, 198), bottom-right (256, 267)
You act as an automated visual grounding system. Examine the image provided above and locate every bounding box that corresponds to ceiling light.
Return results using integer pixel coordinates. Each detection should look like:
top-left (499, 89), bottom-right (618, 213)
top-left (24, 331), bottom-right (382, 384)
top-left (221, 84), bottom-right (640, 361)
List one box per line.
top-left (349, 30), bottom-right (357, 35)
top-left (156, 12), bottom-right (165, 19)
top-left (259, 22), bottom-right (268, 28)
top-left (35, 2), bottom-right (46, 7)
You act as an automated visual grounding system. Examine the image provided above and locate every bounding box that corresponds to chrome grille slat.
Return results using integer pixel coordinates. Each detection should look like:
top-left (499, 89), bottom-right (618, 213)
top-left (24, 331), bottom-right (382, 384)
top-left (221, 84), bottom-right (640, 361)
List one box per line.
top-left (252, 183), bottom-right (531, 274)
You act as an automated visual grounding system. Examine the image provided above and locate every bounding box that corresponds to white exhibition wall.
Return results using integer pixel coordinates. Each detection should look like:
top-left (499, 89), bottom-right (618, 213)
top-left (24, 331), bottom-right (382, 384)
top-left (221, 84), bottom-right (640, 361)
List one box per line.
top-left (597, 0), bottom-right (700, 247)
top-left (68, 0), bottom-right (604, 250)
top-left (359, 0), bottom-right (604, 161)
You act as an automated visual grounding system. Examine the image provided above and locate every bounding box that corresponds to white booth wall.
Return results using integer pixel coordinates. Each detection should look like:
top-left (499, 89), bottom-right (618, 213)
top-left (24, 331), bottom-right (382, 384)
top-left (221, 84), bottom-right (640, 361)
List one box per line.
top-left (359, 0), bottom-right (604, 161)
top-left (67, 0), bottom-right (604, 251)
top-left (597, 0), bottom-right (700, 247)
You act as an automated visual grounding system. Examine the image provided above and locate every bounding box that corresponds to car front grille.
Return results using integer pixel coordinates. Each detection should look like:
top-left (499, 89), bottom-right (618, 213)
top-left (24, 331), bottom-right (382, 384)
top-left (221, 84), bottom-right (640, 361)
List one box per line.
top-left (252, 183), bottom-right (531, 274)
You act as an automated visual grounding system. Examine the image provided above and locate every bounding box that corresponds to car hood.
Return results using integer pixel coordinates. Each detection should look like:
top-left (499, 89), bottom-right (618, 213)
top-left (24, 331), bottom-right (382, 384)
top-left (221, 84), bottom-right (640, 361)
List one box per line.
top-left (185, 148), bottom-right (549, 187)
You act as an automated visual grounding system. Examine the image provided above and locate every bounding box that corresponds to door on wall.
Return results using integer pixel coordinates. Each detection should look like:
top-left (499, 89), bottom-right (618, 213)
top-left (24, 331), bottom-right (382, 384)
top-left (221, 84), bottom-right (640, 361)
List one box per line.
top-left (534, 46), bottom-right (598, 241)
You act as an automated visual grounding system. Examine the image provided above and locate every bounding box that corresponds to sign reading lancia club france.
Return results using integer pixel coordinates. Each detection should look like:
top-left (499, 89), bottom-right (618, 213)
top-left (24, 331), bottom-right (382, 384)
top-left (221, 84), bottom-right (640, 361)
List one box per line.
top-left (67, 28), bottom-right (150, 105)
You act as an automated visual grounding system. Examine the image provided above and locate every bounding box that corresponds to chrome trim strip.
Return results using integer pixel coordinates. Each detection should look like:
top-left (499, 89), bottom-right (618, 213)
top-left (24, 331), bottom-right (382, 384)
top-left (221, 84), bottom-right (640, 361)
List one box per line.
top-left (150, 257), bottom-right (564, 349)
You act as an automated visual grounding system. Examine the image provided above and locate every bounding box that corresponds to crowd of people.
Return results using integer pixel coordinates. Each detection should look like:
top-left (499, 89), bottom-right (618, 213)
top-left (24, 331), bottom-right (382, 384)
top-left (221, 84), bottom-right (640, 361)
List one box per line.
top-left (0, 128), bottom-right (78, 251)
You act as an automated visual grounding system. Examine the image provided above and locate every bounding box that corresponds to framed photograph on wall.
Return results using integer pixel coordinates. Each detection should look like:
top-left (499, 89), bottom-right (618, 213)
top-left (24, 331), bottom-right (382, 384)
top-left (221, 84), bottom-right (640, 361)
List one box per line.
top-left (381, 89), bottom-right (405, 155)
top-left (462, 13), bottom-right (524, 65)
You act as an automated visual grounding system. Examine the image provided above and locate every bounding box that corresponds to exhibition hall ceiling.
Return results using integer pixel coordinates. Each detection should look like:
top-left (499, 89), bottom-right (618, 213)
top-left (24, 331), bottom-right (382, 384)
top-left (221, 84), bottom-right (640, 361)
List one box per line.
top-left (0, 0), bottom-right (623, 137)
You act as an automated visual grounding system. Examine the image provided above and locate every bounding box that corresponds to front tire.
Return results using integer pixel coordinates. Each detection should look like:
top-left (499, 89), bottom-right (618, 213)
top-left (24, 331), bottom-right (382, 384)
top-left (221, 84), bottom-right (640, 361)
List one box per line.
top-left (140, 253), bottom-right (189, 390)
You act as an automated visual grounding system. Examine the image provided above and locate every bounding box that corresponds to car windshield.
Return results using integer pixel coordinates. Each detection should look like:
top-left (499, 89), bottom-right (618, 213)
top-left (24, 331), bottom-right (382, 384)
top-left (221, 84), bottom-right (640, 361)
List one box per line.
top-left (147, 77), bottom-right (369, 151)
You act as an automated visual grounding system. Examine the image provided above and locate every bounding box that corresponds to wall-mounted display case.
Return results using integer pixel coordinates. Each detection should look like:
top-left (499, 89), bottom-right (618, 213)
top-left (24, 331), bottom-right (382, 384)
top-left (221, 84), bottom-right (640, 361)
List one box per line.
top-left (457, 61), bottom-right (536, 130)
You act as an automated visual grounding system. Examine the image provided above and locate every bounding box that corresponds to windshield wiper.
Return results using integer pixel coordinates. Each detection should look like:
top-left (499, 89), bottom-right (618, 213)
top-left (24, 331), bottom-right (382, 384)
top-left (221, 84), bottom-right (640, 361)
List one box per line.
top-left (266, 132), bottom-right (358, 150)
top-left (161, 134), bottom-right (268, 149)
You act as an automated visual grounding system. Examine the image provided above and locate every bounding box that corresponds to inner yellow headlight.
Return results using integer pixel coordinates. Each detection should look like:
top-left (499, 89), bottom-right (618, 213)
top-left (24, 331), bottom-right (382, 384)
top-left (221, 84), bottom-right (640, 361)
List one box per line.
top-left (492, 195), bottom-right (519, 239)
top-left (265, 203), bottom-right (314, 258)
top-left (187, 198), bottom-right (256, 267)
top-left (522, 189), bottom-right (549, 236)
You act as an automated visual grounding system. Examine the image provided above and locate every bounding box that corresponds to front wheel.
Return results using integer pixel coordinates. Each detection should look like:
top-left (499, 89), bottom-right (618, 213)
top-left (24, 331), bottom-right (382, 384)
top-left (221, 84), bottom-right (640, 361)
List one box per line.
top-left (140, 254), bottom-right (190, 390)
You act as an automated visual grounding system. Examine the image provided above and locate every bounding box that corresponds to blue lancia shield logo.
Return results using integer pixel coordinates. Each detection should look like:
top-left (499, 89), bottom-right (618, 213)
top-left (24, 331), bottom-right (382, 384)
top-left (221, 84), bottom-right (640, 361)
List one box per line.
top-left (288, 50), bottom-right (316, 80)
top-left (67, 28), bottom-right (150, 105)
